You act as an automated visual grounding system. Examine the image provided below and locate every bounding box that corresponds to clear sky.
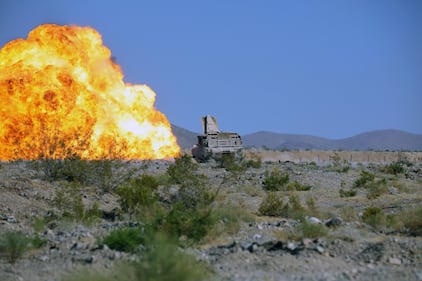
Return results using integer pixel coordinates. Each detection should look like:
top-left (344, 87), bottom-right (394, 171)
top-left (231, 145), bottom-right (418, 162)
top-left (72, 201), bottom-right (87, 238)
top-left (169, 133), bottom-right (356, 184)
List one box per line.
top-left (1, 0), bottom-right (421, 139)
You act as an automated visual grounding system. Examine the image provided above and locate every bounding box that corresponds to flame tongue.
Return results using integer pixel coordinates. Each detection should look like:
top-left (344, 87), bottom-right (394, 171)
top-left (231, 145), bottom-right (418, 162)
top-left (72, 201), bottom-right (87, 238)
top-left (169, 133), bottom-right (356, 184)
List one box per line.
top-left (0, 24), bottom-right (180, 160)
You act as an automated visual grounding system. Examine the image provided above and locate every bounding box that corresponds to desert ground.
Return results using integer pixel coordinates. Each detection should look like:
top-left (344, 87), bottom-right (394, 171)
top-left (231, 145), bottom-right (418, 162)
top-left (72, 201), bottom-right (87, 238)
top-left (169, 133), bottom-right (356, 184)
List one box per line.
top-left (0, 150), bottom-right (421, 281)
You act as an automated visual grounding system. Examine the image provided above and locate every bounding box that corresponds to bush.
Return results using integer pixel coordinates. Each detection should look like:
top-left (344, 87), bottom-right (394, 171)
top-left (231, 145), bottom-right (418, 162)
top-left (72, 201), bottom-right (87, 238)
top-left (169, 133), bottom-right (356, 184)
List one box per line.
top-left (53, 183), bottom-right (102, 223)
top-left (244, 157), bottom-right (262, 169)
top-left (167, 154), bottom-right (198, 186)
top-left (208, 204), bottom-right (255, 238)
top-left (280, 193), bottom-right (306, 220)
top-left (0, 231), bottom-right (32, 263)
top-left (362, 207), bottom-right (386, 229)
top-left (339, 189), bottom-right (357, 197)
top-left (216, 153), bottom-right (246, 172)
top-left (400, 207), bottom-right (422, 236)
top-left (259, 192), bottom-right (284, 216)
top-left (262, 169), bottom-right (289, 191)
top-left (102, 227), bottom-right (145, 252)
top-left (353, 170), bottom-right (375, 187)
top-left (135, 233), bottom-right (210, 281)
top-left (161, 203), bottom-right (213, 242)
top-left (366, 178), bottom-right (388, 199)
top-left (295, 220), bottom-right (328, 239)
top-left (32, 159), bottom-right (137, 191)
top-left (67, 233), bottom-right (211, 281)
top-left (382, 162), bottom-right (404, 175)
top-left (286, 181), bottom-right (312, 191)
top-left (117, 175), bottom-right (159, 218)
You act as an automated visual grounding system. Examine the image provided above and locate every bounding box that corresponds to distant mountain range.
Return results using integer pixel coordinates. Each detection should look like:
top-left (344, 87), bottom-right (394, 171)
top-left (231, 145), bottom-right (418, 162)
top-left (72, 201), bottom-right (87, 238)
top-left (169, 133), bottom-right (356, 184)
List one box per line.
top-left (171, 125), bottom-right (422, 151)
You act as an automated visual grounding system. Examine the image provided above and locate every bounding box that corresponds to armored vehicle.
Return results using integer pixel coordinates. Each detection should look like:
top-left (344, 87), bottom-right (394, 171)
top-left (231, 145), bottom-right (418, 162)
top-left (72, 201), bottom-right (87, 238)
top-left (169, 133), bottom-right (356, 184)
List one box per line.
top-left (191, 115), bottom-right (243, 161)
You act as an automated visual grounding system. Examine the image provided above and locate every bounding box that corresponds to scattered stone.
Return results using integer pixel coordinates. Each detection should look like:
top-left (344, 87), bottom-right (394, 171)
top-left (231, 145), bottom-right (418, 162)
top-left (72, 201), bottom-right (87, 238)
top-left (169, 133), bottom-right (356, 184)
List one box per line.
top-left (325, 217), bottom-right (343, 228)
top-left (287, 242), bottom-right (297, 253)
top-left (316, 246), bottom-right (325, 254)
top-left (388, 257), bottom-right (402, 265)
top-left (38, 255), bottom-right (49, 262)
top-left (5, 215), bottom-right (17, 223)
top-left (253, 234), bottom-right (261, 240)
top-left (307, 216), bottom-right (322, 224)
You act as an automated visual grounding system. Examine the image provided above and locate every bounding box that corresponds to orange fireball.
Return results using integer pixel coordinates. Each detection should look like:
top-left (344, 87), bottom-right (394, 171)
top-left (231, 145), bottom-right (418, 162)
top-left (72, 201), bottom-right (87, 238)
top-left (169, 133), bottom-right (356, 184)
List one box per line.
top-left (0, 24), bottom-right (180, 160)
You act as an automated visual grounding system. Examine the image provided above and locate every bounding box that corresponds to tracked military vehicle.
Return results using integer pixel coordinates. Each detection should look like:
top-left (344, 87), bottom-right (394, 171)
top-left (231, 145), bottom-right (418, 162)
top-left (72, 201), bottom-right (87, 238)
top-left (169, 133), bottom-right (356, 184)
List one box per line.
top-left (191, 115), bottom-right (243, 161)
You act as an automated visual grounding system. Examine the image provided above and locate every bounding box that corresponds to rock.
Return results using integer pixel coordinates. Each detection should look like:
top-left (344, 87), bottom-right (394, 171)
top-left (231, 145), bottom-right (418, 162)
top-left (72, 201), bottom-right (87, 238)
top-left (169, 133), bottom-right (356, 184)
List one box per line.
top-left (307, 216), bottom-right (322, 224)
top-left (38, 255), bottom-right (49, 262)
top-left (72, 254), bottom-right (95, 264)
top-left (388, 257), bottom-right (402, 265)
top-left (287, 242), bottom-right (297, 252)
top-left (253, 234), bottom-right (261, 240)
top-left (71, 242), bottom-right (87, 250)
top-left (5, 215), bottom-right (17, 223)
top-left (316, 246), bottom-right (324, 254)
top-left (325, 217), bottom-right (343, 228)
top-left (302, 238), bottom-right (313, 247)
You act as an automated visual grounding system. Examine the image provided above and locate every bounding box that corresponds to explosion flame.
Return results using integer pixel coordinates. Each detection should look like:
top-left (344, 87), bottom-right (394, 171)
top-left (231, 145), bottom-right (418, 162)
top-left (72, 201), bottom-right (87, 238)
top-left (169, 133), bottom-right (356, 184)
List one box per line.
top-left (0, 24), bottom-right (180, 160)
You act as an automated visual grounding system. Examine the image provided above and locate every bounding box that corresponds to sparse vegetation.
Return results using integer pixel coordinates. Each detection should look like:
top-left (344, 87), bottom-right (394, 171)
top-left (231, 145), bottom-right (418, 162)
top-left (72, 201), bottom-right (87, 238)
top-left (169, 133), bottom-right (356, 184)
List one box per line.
top-left (53, 182), bottom-right (102, 223)
top-left (294, 220), bottom-right (328, 239)
top-left (216, 153), bottom-right (246, 172)
top-left (362, 207), bottom-right (386, 229)
top-left (1, 149), bottom-right (421, 280)
top-left (366, 178), bottom-right (388, 199)
top-left (281, 193), bottom-right (306, 220)
top-left (286, 181), bottom-right (312, 191)
top-left (399, 207), bottom-right (422, 236)
top-left (326, 152), bottom-right (350, 173)
top-left (0, 231), bottom-right (45, 264)
top-left (259, 192), bottom-right (284, 216)
top-left (208, 203), bottom-right (255, 239)
top-left (32, 159), bottom-right (138, 191)
top-left (116, 175), bottom-right (159, 219)
top-left (167, 154), bottom-right (199, 186)
top-left (353, 170), bottom-right (375, 187)
top-left (102, 227), bottom-right (145, 252)
top-left (381, 161), bottom-right (405, 175)
top-left (339, 188), bottom-right (357, 197)
top-left (73, 233), bottom-right (210, 281)
top-left (262, 169), bottom-right (290, 191)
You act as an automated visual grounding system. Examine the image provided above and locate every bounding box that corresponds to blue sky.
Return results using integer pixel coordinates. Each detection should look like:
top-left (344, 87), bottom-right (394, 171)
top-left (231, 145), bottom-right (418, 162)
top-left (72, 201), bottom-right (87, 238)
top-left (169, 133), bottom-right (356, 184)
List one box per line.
top-left (1, 0), bottom-right (421, 139)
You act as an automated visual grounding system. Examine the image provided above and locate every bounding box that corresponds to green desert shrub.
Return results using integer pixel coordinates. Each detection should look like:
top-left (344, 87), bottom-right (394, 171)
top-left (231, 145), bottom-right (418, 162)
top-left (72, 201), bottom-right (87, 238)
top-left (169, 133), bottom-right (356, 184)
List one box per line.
top-left (259, 192), bottom-right (313, 220)
top-left (0, 231), bottom-right (43, 264)
top-left (280, 193), bottom-right (306, 220)
top-left (400, 207), bottom-right (422, 236)
top-left (167, 154), bottom-right (199, 186)
top-left (161, 202), bottom-right (213, 242)
top-left (209, 204), bottom-right (255, 237)
top-left (135, 233), bottom-right (210, 281)
top-left (382, 162), bottom-right (405, 175)
top-left (339, 188), bottom-right (357, 197)
top-left (294, 220), bottom-right (328, 239)
top-left (353, 170), bottom-right (375, 187)
top-left (117, 175), bottom-right (159, 218)
top-left (259, 192), bottom-right (284, 216)
top-left (102, 227), bottom-right (145, 253)
top-left (366, 178), bottom-right (388, 199)
top-left (216, 153), bottom-right (246, 172)
top-left (244, 157), bottom-right (262, 169)
top-left (286, 181), bottom-right (312, 191)
top-left (362, 207), bottom-right (386, 229)
top-left (53, 183), bottom-right (101, 223)
top-left (262, 169), bottom-right (290, 191)
top-left (67, 233), bottom-right (210, 281)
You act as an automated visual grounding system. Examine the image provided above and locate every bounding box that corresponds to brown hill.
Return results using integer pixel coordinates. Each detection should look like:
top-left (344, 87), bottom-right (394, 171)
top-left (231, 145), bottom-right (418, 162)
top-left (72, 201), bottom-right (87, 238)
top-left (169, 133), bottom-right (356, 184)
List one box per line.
top-left (172, 126), bottom-right (422, 151)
